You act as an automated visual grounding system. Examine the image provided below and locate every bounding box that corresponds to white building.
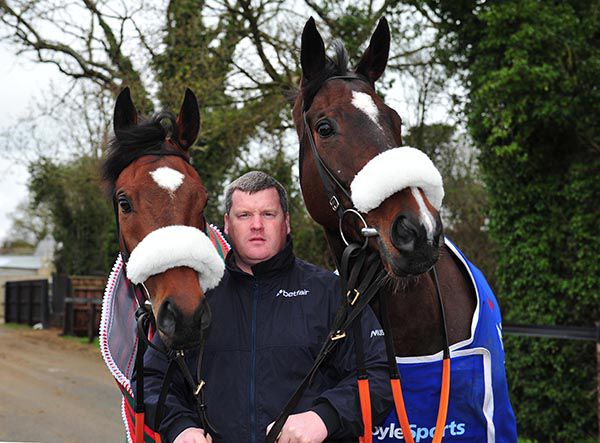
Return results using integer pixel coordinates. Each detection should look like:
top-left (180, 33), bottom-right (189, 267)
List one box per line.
top-left (0, 236), bottom-right (55, 322)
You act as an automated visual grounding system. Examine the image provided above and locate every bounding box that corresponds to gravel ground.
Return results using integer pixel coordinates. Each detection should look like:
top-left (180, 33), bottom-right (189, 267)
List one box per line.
top-left (0, 324), bottom-right (124, 443)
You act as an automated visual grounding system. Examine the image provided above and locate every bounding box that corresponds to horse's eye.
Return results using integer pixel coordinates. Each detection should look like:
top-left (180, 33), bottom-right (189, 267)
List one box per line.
top-left (316, 120), bottom-right (335, 138)
top-left (118, 194), bottom-right (133, 213)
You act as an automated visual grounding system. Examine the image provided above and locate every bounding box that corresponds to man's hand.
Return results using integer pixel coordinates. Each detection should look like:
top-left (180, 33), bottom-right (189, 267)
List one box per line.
top-left (266, 411), bottom-right (328, 443)
top-left (173, 427), bottom-right (212, 443)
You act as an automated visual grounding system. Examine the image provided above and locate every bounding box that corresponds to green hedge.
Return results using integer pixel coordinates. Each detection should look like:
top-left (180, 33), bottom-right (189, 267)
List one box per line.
top-left (430, 0), bottom-right (600, 439)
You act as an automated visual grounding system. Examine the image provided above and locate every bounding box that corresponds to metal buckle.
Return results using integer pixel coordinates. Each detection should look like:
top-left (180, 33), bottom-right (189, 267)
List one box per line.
top-left (331, 330), bottom-right (346, 341)
top-left (347, 289), bottom-right (360, 305)
top-left (329, 196), bottom-right (340, 211)
top-left (194, 380), bottom-right (206, 396)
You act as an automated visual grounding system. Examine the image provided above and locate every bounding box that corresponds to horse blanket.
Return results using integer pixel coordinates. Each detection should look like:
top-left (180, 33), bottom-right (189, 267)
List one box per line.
top-left (372, 239), bottom-right (517, 443)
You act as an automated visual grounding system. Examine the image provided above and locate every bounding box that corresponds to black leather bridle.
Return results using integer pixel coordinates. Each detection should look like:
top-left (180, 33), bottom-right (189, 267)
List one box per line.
top-left (111, 147), bottom-right (219, 439)
top-left (300, 75), bottom-right (380, 248)
top-left (267, 75), bottom-right (389, 443)
top-left (267, 75), bottom-right (450, 443)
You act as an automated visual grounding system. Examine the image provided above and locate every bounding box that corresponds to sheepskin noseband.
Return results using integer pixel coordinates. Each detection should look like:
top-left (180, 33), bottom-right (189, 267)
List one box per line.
top-left (350, 146), bottom-right (444, 213)
top-left (126, 225), bottom-right (225, 291)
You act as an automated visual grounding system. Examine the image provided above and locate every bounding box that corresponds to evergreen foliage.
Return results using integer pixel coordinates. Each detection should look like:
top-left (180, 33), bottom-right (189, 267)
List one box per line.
top-left (430, 0), bottom-right (600, 439)
top-left (29, 156), bottom-right (117, 275)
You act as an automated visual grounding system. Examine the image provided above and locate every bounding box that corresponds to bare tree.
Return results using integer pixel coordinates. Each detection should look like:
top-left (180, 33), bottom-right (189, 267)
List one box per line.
top-left (1, 0), bottom-right (469, 268)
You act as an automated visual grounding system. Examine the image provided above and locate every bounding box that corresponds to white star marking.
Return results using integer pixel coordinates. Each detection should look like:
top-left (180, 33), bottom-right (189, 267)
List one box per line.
top-left (351, 91), bottom-right (381, 129)
top-left (150, 167), bottom-right (184, 195)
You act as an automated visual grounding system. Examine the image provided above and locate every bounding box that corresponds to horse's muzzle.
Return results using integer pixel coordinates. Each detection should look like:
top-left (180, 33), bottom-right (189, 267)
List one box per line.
top-left (388, 211), bottom-right (442, 275)
top-left (157, 297), bottom-right (211, 349)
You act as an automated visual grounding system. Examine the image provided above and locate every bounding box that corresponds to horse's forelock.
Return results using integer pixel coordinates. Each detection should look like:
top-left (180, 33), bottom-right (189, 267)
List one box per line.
top-left (102, 111), bottom-right (182, 196)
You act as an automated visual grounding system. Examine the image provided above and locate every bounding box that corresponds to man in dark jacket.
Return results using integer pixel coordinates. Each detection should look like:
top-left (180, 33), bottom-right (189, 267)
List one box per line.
top-left (138, 171), bottom-right (391, 443)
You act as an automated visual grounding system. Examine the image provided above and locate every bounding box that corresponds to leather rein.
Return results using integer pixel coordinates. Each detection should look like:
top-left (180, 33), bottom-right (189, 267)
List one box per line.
top-left (267, 76), bottom-right (451, 443)
top-left (111, 147), bottom-right (219, 442)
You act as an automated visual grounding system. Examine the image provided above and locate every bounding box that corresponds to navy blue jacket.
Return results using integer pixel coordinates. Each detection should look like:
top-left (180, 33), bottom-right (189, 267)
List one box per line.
top-left (136, 239), bottom-right (392, 443)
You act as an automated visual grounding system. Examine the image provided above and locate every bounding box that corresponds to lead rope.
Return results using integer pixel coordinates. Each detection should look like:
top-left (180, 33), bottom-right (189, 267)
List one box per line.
top-left (379, 266), bottom-right (451, 443)
top-left (353, 311), bottom-right (372, 443)
top-left (431, 266), bottom-right (450, 443)
top-left (265, 245), bottom-right (386, 443)
top-left (134, 302), bottom-right (148, 443)
top-left (298, 73), bottom-right (451, 442)
top-left (134, 298), bottom-right (153, 443)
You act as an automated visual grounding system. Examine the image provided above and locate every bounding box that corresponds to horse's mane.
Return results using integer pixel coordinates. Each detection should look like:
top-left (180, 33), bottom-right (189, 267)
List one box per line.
top-left (102, 111), bottom-right (186, 196)
top-left (297, 40), bottom-right (351, 110)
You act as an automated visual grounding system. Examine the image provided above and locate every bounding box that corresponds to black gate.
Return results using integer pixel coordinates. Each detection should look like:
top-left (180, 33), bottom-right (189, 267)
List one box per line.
top-left (4, 279), bottom-right (50, 327)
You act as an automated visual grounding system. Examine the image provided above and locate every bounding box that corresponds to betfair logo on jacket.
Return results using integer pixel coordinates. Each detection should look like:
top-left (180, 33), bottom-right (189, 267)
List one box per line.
top-left (276, 288), bottom-right (310, 298)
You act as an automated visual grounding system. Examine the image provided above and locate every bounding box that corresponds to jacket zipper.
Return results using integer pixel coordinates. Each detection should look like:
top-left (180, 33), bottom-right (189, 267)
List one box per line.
top-left (250, 280), bottom-right (259, 443)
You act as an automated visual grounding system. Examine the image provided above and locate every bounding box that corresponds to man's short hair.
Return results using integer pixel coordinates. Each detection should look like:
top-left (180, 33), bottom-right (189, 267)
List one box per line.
top-left (225, 171), bottom-right (289, 214)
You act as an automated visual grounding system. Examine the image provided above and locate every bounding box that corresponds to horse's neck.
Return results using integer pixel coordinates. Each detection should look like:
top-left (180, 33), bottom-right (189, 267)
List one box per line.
top-left (325, 230), bottom-right (476, 358)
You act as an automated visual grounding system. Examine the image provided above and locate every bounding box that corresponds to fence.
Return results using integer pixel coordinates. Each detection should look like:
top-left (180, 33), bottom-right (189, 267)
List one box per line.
top-left (504, 323), bottom-right (599, 341)
top-left (4, 279), bottom-right (50, 327)
top-left (504, 322), bottom-right (600, 435)
top-left (62, 276), bottom-right (105, 340)
top-left (3, 274), bottom-right (105, 341)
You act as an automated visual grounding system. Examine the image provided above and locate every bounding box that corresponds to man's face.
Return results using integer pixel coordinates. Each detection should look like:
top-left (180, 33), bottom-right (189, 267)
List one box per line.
top-left (224, 188), bottom-right (290, 274)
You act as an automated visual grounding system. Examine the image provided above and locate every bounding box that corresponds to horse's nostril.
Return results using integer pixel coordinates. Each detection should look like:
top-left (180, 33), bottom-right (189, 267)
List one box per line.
top-left (391, 214), bottom-right (418, 252)
top-left (157, 299), bottom-right (178, 337)
top-left (431, 212), bottom-right (443, 245)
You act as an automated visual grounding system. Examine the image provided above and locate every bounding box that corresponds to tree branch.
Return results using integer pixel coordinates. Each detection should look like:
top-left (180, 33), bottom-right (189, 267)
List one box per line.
top-left (237, 0), bottom-right (282, 84)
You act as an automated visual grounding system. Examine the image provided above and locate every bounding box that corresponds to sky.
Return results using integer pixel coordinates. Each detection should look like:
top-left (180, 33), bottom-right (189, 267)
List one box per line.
top-left (0, 45), bottom-right (60, 243)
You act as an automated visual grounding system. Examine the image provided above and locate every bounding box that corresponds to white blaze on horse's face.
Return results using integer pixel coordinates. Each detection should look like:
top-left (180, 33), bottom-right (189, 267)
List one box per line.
top-left (410, 187), bottom-right (436, 242)
top-left (351, 91), bottom-right (382, 129)
top-left (150, 167), bottom-right (185, 196)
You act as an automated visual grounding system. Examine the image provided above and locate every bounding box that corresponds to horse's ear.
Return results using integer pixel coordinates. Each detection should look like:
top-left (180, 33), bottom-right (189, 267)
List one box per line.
top-left (355, 17), bottom-right (390, 84)
top-left (176, 88), bottom-right (200, 150)
top-left (300, 17), bottom-right (326, 84)
top-left (113, 87), bottom-right (138, 133)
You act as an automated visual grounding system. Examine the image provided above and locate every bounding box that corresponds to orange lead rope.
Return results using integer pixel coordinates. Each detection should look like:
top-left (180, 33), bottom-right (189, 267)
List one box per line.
top-left (390, 378), bottom-right (414, 443)
top-left (430, 266), bottom-right (451, 443)
top-left (389, 357), bottom-right (451, 443)
top-left (358, 378), bottom-right (373, 443)
top-left (432, 358), bottom-right (451, 443)
top-left (135, 411), bottom-right (145, 443)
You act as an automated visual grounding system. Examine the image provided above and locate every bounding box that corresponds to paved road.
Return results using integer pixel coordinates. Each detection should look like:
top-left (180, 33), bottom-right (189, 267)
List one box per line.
top-left (0, 324), bottom-right (124, 443)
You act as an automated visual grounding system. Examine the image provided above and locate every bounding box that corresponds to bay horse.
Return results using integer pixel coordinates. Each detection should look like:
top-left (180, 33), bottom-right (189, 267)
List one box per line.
top-left (101, 87), bottom-right (228, 443)
top-left (291, 18), bottom-right (517, 442)
top-left (103, 87), bottom-right (224, 350)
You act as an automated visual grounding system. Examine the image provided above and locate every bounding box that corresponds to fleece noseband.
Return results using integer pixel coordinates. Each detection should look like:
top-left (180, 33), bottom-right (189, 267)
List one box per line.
top-left (350, 146), bottom-right (444, 212)
top-left (126, 225), bottom-right (225, 291)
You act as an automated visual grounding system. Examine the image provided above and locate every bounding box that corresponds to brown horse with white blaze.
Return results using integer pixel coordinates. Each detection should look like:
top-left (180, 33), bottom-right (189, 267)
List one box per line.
top-left (103, 87), bottom-right (224, 350)
top-left (293, 18), bottom-right (475, 358)
top-left (292, 17), bottom-right (517, 443)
